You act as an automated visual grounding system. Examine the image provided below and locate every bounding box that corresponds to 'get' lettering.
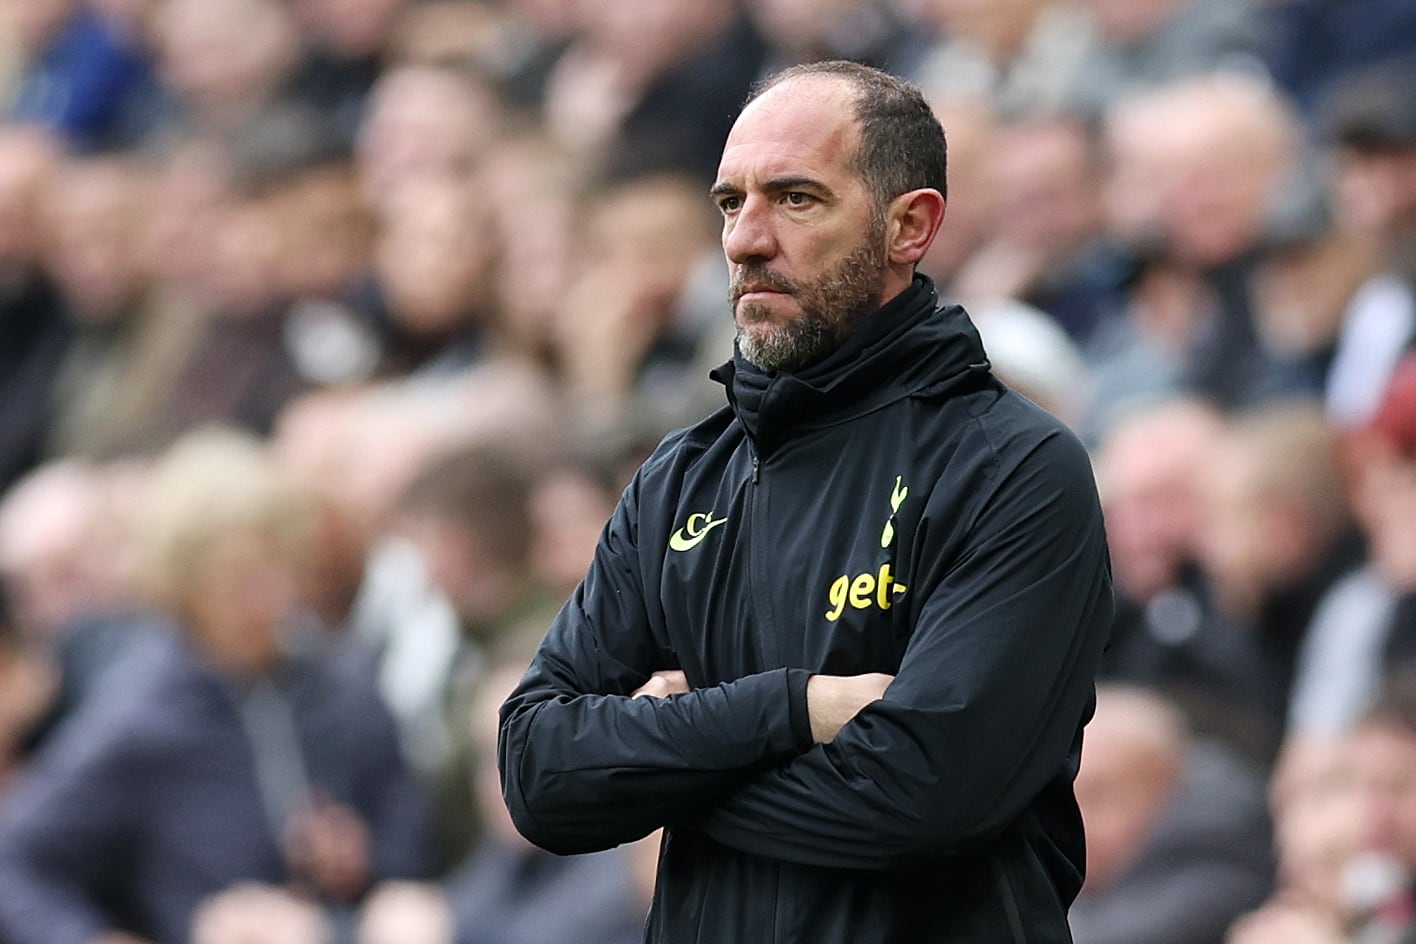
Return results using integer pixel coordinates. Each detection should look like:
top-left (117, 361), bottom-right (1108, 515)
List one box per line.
top-left (825, 564), bottom-right (908, 621)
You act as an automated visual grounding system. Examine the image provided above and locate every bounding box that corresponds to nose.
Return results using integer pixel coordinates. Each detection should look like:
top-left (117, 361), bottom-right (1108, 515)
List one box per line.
top-left (722, 195), bottom-right (777, 265)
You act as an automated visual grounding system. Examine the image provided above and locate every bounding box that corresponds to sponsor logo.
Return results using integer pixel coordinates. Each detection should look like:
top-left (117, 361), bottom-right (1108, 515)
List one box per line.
top-left (825, 564), bottom-right (908, 621)
top-left (880, 475), bottom-right (908, 548)
top-left (669, 512), bottom-right (728, 552)
top-left (826, 477), bottom-right (911, 621)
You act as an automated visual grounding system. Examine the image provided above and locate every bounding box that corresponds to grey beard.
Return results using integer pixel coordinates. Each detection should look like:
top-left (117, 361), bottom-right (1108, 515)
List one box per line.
top-left (736, 312), bottom-right (834, 372)
top-left (729, 211), bottom-right (888, 373)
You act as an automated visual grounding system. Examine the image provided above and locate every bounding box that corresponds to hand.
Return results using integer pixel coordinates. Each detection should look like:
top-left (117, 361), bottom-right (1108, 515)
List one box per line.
top-left (190, 883), bottom-right (331, 944)
top-left (284, 799), bottom-right (372, 902)
top-left (356, 881), bottom-right (453, 944)
top-left (632, 670), bottom-right (690, 699)
top-left (806, 673), bottom-right (894, 743)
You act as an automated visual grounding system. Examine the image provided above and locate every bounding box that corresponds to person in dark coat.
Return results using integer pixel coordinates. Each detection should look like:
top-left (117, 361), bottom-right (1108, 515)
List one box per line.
top-left (499, 61), bottom-right (1112, 944)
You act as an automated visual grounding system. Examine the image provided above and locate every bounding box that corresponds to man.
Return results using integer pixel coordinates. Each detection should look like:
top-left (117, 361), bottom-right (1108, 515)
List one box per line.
top-left (499, 61), bottom-right (1113, 943)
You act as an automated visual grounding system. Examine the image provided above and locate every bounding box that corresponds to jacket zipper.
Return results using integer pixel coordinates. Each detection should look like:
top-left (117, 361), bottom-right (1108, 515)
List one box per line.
top-left (746, 449), bottom-right (780, 666)
top-left (746, 446), bottom-right (785, 941)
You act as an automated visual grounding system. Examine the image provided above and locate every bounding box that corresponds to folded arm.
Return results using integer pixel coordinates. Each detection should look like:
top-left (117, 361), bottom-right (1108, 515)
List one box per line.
top-left (692, 432), bottom-right (1114, 870)
top-left (498, 472), bottom-right (815, 855)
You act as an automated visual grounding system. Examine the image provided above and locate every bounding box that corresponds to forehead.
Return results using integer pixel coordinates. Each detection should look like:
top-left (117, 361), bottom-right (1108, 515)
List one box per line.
top-left (716, 76), bottom-right (862, 185)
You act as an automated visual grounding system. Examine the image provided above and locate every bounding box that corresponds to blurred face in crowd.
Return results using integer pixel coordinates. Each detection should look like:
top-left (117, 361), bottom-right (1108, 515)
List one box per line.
top-left (1351, 443), bottom-right (1416, 591)
top-left (152, 0), bottom-right (300, 121)
top-left (713, 76), bottom-right (889, 372)
top-left (42, 158), bottom-right (150, 323)
top-left (357, 66), bottom-right (501, 210)
top-left (1332, 145), bottom-right (1416, 240)
top-left (376, 180), bottom-right (495, 336)
top-left (183, 527), bottom-right (298, 675)
top-left (0, 463), bottom-right (103, 640)
top-left (583, 174), bottom-right (715, 319)
top-left (1158, 79), bottom-right (1298, 268)
top-left (1096, 402), bottom-right (1220, 602)
top-left (1351, 718), bottom-right (1416, 870)
top-left (989, 117), bottom-right (1100, 257)
top-left (1073, 689), bottom-right (1183, 892)
top-left (1250, 235), bottom-right (1372, 357)
top-left (1197, 442), bottom-right (1277, 617)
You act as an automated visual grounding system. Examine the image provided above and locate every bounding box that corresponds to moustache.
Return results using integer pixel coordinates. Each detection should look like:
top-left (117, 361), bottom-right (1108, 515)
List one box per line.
top-left (729, 266), bottom-right (798, 305)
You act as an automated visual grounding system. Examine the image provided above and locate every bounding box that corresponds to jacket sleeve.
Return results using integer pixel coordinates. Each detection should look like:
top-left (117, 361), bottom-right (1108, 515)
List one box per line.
top-left (0, 703), bottom-right (144, 944)
top-left (693, 430), bottom-right (1113, 870)
top-left (499, 468), bottom-right (815, 856)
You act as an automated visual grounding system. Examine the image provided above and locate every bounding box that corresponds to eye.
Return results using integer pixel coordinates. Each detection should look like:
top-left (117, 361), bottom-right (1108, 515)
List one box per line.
top-left (784, 191), bottom-right (813, 206)
top-left (716, 194), bottom-right (742, 214)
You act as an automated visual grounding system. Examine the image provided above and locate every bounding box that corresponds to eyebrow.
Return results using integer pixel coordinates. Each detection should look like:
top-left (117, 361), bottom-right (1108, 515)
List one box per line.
top-left (708, 176), bottom-right (836, 203)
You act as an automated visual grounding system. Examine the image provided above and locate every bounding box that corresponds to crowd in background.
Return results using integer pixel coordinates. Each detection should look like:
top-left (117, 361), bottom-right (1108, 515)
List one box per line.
top-left (0, 0), bottom-right (1414, 942)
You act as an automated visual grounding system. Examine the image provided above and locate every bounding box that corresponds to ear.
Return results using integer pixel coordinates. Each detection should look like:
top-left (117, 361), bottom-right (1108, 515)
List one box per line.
top-left (885, 189), bottom-right (946, 267)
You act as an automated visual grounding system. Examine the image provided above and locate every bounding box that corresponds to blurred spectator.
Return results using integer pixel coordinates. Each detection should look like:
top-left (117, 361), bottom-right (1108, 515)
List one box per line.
top-left (1246, 182), bottom-right (1378, 407)
top-left (355, 63), bottom-right (503, 213)
top-left (0, 580), bottom-right (56, 792)
top-left (1195, 403), bottom-right (1359, 756)
top-left (355, 653), bottom-right (645, 944)
top-left (555, 171), bottom-right (721, 427)
top-left (1063, 0), bottom-right (1267, 119)
top-left (362, 177), bottom-right (497, 380)
top-left (1070, 684), bottom-right (1274, 944)
top-left (0, 459), bottom-right (112, 642)
top-left (190, 883), bottom-right (333, 944)
top-left (909, 0), bottom-right (1091, 115)
top-left (289, 0), bottom-right (412, 144)
top-left (1095, 397), bottom-right (1224, 611)
top-left (950, 113), bottom-right (1124, 341)
top-left (1319, 55), bottom-right (1416, 426)
top-left (117, 160), bottom-right (310, 450)
top-left (543, 0), bottom-right (765, 183)
top-left (916, 96), bottom-right (997, 290)
top-left (479, 130), bottom-right (584, 374)
top-left (750, 0), bottom-right (926, 74)
top-left (1341, 675), bottom-right (1416, 941)
top-left (527, 453), bottom-right (624, 601)
top-left (0, 458), bottom-right (156, 740)
top-left (39, 153), bottom-right (201, 459)
top-left (0, 125), bottom-right (64, 493)
top-left (1094, 397), bottom-right (1284, 759)
top-left (0, 0), bottom-right (156, 150)
top-left (1289, 357), bottom-right (1416, 739)
top-left (1231, 737), bottom-right (1360, 944)
top-left (147, 0), bottom-right (302, 133)
top-left (0, 429), bottom-right (428, 944)
top-left (968, 297), bottom-right (1092, 428)
top-left (382, 443), bottom-right (550, 865)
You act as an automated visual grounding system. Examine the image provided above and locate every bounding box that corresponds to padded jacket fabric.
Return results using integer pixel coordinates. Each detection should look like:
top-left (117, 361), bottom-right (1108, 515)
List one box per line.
top-left (499, 275), bottom-right (1113, 943)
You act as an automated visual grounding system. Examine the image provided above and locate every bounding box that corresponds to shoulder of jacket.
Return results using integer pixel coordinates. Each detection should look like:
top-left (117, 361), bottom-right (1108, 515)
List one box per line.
top-left (634, 406), bottom-right (737, 480)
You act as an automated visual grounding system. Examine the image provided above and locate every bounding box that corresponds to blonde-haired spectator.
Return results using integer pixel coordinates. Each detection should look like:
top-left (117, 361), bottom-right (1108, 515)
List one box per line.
top-left (0, 427), bottom-right (429, 944)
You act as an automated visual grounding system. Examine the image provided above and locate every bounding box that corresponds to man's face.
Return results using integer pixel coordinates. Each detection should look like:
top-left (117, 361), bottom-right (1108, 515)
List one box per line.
top-left (712, 76), bottom-right (888, 372)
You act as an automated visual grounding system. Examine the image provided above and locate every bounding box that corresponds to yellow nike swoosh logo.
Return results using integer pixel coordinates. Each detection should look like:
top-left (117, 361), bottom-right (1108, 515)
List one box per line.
top-left (669, 513), bottom-right (728, 552)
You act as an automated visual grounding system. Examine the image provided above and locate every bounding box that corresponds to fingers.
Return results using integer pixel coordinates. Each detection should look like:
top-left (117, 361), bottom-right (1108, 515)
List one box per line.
top-left (632, 670), bottom-right (690, 699)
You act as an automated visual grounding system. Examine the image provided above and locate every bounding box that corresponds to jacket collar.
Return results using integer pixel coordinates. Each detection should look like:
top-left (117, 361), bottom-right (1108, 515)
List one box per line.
top-left (711, 275), bottom-right (991, 455)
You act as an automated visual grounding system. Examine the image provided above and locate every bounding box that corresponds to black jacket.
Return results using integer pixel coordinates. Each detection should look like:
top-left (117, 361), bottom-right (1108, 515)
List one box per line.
top-left (499, 277), bottom-right (1113, 943)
